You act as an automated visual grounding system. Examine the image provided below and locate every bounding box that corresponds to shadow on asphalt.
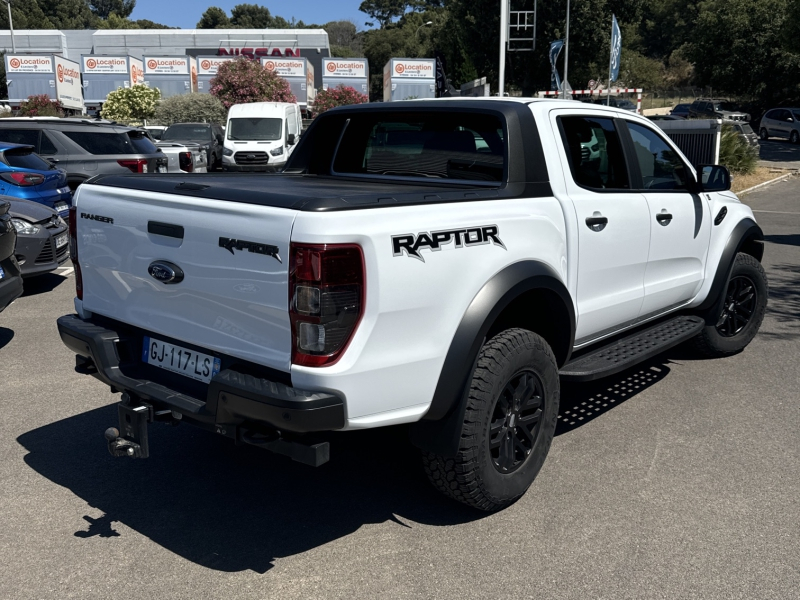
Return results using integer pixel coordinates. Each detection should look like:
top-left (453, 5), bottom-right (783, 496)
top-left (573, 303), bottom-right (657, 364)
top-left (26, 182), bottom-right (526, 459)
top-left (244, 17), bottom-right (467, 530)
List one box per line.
top-left (20, 273), bottom-right (69, 297)
top-left (0, 326), bottom-right (13, 350)
top-left (764, 234), bottom-right (800, 248)
top-left (763, 262), bottom-right (800, 338)
top-left (759, 139), bottom-right (800, 164)
top-left (17, 408), bottom-right (484, 574)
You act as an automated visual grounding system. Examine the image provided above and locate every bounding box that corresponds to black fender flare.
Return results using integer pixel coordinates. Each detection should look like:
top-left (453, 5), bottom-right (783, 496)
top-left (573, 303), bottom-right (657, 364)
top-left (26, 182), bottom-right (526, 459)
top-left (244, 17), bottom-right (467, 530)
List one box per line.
top-left (410, 260), bottom-right (575, 457)
top-left (695, 218), bottom-right (764, 315)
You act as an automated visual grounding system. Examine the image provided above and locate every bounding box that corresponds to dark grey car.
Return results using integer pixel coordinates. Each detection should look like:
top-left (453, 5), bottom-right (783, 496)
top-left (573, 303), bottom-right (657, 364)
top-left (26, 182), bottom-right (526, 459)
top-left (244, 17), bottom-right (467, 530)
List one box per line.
top-left (5, 196), bottom-right (69, 277)
top-left (160, 123), bottom-right (225, 171)
top-left (0, 118), bottom-right (168, 191)
top-left (0, 199), bottom-right (23, 311)
top-left (689, 99), bottom-right (751, 122)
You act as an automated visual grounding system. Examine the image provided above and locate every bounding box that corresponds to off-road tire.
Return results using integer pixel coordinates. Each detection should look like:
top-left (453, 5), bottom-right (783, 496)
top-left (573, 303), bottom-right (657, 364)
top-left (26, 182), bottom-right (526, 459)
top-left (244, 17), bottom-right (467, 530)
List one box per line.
top-left (692, 253), bottom-right (768, 358)
top-left (759, 128), bottom-right (769, 141)
top-left (422, 329), bottom-right (560, 512)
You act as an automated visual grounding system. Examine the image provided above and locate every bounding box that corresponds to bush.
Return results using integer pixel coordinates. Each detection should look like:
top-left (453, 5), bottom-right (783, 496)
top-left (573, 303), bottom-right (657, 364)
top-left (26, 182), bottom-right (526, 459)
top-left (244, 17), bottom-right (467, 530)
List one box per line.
top-left (210, 58), bottom-right (296, 109)
top-left (101, 84), bottom-right (162, 122)
top-left (312, 85), bottom-right (368, 114)
top-left (19, 94), bottom-right (64, 117)
top-left (719, 124), bottom-right (758, 174)
top-left (155, 93), bottom-right (228, 125)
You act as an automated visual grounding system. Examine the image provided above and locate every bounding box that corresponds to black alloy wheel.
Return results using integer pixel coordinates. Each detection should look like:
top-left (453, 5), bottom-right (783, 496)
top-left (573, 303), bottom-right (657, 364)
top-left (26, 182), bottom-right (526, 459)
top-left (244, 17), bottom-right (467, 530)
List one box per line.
top-left (489, 370), bottom-right (544, 474)
top-left (716, 275), bottom-right (757, 337)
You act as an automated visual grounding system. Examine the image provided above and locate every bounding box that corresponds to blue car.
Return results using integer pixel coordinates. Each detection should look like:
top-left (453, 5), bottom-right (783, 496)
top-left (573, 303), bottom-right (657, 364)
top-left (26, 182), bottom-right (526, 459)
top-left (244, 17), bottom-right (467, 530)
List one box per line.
top-left (0, 142), bottom-right (71, 219)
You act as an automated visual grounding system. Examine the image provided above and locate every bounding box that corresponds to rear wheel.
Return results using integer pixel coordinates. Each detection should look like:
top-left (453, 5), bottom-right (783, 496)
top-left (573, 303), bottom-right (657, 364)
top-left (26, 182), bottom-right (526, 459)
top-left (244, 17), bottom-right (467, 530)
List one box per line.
top-left (791, 130), bottom-right (799, 145)
top-left (759, 128), bottom-right (769, 141)
top-left (692, 253), bottom-right (768, 358)
top-left (422, 328), bottom-right (560, 512)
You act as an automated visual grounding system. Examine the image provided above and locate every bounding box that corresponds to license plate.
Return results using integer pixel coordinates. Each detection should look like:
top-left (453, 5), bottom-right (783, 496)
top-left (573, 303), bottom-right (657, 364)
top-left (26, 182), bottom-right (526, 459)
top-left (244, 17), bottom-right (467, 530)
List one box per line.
top-left (55, 201), bottom-right (69, 211)
top-left (55, 233), bottom-right (68, 248)
top-left (142, 336), bottom-right (221, 384)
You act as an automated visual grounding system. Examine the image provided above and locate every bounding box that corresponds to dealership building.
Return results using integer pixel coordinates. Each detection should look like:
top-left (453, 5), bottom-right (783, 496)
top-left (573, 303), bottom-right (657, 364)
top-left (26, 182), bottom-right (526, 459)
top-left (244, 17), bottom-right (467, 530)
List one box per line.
top-left (0, 28), bottom-right (331, 111)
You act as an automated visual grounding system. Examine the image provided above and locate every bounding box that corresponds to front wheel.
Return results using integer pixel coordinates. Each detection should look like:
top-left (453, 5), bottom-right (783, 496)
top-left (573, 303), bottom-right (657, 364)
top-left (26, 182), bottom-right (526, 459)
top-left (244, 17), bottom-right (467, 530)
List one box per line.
top-left (691, 253), bottom-right (768, 358)
top-left (422, 329), bottom-right (560, 512)
top-left (759, 128), bottom-right (769, 141)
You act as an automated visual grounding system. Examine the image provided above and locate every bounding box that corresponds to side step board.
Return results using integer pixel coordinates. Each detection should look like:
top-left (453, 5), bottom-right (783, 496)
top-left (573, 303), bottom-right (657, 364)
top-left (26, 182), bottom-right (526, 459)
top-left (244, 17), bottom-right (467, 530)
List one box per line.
top-left (560, 315), bottom-right (705, 382)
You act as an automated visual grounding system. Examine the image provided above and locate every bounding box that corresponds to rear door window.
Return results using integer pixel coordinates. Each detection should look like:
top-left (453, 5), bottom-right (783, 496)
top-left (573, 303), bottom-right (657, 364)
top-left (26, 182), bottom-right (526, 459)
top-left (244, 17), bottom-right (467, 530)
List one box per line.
top-left (332, 112), bottom-right (506, 182)
top-left (62, 131), bottom-right (141, 155)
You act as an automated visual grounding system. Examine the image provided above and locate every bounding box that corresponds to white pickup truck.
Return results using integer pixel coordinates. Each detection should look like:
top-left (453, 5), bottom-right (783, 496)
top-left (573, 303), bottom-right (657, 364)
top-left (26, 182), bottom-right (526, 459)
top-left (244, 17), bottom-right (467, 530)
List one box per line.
top-left (58, 99), bottom-right (767, 511)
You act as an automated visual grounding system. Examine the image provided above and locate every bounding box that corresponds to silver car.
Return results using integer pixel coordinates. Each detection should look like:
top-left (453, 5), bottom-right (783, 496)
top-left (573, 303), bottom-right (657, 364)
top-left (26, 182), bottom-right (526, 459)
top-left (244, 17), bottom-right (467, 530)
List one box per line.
top-left (759, 108), bottom-right (800, 144)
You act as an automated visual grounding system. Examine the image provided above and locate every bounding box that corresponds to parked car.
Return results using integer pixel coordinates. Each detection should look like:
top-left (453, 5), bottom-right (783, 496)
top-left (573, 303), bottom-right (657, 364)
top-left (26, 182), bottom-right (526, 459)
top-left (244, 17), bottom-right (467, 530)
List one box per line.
top-left (594, 98), bottom-right (637, 112)
top-left (160, 123), bottom-right (225, 171)
top-left (670, 103), bottom-right (692, 119)
top-left (223, 102), bottom-right (302, 172)
top-left (154, 142), bottom-right (209, 173)
top-left (688, 99), bottom-right (750, 122)
top-left (143, 126), bottom-right (167, 141)
top-left (0, 199), bottom-right (23, 312)
top-left (758, 108), bottom-right (800, 143)
top-left (729, 122), bottom-right (759, 148)
top-left (5, 196), bottom-right (69, 277)
top-left (0, 118), bottom-right (168, 192)
top-left (0, 142), bottom-right (71, 219)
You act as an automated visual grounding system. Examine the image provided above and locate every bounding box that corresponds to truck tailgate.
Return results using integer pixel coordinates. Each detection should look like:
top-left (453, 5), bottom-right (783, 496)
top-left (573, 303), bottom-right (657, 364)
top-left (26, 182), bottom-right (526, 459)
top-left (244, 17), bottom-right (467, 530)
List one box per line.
top-left (75, 184), bottom-right (296, 371)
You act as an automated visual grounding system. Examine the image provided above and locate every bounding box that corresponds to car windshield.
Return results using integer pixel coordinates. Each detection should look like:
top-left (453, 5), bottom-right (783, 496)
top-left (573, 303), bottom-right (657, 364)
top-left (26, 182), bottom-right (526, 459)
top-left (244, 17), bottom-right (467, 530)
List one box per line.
top-left (2, 147), bottom-right (51, 170)
top-left (146, 128), bottom-right (163, 140)
top-left (227, 118), bottom-right (282, 141)
top-left (740, 124), bottom-right (754, 134)
top-left (793, 111), bottom-right (800, 121)
top-left (713, 102), bottom-right (737, 111)
top-left (162, 125), bottom-right (212, 142)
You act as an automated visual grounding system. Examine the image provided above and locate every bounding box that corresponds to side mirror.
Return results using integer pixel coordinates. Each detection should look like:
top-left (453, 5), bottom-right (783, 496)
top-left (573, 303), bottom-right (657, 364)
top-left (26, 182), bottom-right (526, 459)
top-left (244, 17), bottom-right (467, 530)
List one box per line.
top-left (287, 133), bottom-right (296, 146)
top-left (698, 164), bottom-right (731, 192)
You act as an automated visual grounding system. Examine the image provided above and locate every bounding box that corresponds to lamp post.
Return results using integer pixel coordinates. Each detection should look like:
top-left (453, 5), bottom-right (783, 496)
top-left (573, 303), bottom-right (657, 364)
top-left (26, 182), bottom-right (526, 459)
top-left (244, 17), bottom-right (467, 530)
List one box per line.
top-left (2, 0), bottom-right (14, 53)
top-left (415, 21), bottom-right (433, 41)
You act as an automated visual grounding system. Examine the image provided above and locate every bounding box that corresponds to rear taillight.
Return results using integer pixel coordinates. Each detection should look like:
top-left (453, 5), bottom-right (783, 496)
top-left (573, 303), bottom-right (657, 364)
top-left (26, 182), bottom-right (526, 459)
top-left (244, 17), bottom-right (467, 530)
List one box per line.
top-left (117, 159), bottom-right (148, 173)
top-left (289, 243), bottom-right (365, 367)
top-left (178, 152), bottom-right (194, 173)
top-left (68, 206), bottom-right (82, 300)
top-left (1, 172), bottom-right (45, 186)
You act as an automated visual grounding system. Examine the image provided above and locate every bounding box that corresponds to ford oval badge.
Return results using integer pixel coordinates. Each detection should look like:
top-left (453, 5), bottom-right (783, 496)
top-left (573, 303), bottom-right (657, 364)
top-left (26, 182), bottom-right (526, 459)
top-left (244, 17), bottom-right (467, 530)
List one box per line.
top-left (148, 261), bottom-right (184, 284)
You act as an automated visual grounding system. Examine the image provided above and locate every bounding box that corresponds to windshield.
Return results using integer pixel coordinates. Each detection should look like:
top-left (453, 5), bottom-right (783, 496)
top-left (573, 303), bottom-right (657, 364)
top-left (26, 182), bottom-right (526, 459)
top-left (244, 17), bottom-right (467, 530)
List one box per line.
top-left (713, 102), bottom-right (737, 112)
top-left (227, 118), bottom-right (282, 141)
top-left (162, 124), bottom-right (212, 142)
top-left (146, 128), bottom-right (163, 140)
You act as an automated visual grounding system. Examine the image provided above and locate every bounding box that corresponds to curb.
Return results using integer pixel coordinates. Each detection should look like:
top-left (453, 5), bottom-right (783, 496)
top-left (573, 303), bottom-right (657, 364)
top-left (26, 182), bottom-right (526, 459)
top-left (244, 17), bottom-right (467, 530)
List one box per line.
top-left (736, 172), bottom-right (796, 196)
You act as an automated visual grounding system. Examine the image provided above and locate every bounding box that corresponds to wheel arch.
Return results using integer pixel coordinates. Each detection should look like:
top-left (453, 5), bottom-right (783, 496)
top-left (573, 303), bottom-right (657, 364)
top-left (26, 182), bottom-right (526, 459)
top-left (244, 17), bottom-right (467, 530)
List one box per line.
top-left (410, 260), bottom-right (575, 456)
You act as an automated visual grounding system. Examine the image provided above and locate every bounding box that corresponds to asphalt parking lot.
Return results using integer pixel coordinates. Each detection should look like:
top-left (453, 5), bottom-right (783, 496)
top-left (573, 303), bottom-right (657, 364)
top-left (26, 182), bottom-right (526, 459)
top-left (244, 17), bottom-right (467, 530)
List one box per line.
top-left (1, 180), bottom-right (799, 599)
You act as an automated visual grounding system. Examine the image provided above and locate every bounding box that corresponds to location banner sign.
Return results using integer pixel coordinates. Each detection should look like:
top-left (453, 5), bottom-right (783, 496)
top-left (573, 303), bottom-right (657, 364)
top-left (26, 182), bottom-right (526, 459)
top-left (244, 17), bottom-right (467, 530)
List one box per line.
top-left (261, 58), bottom-right (306, 78)
top-left (323, 59), bottom-right (367, 78)
top-left (196, 56), bottom-right (237, 76)
top-left (392, 59), bottom-right (435, 79)
top-left (54, 56), bottom-right (83, 110)
top-left (83, 56), bottom-right (128, 74)
top-left (6, 55), bottom-right (53, 73)
top-left (145, 56), bottom-right (190, 75)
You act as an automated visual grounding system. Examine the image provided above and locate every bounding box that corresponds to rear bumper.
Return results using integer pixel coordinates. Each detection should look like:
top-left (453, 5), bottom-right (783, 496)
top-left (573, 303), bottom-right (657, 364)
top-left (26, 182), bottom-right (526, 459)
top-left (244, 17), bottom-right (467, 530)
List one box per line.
top-left (57, 314), bottom-right (345, 433)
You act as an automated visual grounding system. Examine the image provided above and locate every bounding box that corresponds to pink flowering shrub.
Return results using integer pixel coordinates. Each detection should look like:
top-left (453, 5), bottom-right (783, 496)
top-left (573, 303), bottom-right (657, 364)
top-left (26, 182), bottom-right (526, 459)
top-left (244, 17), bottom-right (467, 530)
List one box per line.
top-left (19, 94), bottom-right (64, 117)
top-left (312, 85), bottom-right (368, 114)
top-left (209, 58), bottom-right (296, 109)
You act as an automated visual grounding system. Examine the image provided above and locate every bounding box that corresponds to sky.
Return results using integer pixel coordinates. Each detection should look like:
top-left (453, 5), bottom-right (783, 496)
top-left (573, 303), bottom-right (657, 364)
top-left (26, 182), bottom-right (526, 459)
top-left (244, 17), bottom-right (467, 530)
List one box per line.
top-left (129, 0), bottom-right (368, 30)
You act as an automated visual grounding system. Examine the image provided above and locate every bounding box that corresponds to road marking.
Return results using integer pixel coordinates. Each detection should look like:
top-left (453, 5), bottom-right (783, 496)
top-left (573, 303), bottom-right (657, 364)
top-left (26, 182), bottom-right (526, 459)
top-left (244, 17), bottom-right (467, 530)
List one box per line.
top-left (57, 267), bottom-right (74, 277)
top-left (751, 210), bottom-right (800, 215)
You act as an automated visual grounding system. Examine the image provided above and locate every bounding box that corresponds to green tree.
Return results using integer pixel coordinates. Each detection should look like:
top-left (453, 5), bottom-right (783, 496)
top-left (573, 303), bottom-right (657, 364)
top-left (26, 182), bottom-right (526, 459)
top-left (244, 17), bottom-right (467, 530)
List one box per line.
top-left (230, 3), bottom-right (273, 28)
top-left (40, 0), bottom-right (99, 29)
top-left (101, 84), bottom-right (161, 122)
top-left (155, 93), bottom-right (228, 125)
top-left (89, 0), bottom-right (136, 20)
top-left (197, 6), bottom-right (230, 29)
top-left (209, 58), bottom-right (296, 108)
top-left (0, 0), bottom-right (55, 29)
top-left (359, 0), bottom-right (408, 28)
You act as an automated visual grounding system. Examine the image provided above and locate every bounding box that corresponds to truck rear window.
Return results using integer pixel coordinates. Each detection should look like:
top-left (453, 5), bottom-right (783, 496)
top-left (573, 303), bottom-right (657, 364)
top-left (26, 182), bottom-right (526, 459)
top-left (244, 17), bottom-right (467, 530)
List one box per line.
top-left (332, 112), bottom-right (505, 182)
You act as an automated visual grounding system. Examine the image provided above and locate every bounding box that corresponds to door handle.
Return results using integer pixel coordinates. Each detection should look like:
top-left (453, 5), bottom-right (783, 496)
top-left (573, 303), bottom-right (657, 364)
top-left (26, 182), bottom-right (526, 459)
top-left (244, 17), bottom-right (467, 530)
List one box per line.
top-left (656, 211), bottom-right (673, 226)
top-left (585, 214), bottom-right (608, 232)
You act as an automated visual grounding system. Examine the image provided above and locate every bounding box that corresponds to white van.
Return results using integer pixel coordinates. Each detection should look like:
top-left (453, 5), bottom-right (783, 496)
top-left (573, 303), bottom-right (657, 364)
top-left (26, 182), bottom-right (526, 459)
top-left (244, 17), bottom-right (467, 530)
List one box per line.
top-left (222, 102), bottom-right (302, 172)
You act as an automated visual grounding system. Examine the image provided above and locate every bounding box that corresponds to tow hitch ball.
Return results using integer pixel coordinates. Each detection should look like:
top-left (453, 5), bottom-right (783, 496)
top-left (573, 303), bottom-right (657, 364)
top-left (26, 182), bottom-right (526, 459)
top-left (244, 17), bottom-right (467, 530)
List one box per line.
top-left (105, 398), bottom-right (151, 458)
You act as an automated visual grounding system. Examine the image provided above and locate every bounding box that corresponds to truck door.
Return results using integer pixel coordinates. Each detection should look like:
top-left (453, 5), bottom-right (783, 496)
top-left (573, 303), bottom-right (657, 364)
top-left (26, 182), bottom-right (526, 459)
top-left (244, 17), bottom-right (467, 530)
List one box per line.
top-left (623, 121), bottom-right (711, 318)
top-left (555, 114), bottom-right (651, 344)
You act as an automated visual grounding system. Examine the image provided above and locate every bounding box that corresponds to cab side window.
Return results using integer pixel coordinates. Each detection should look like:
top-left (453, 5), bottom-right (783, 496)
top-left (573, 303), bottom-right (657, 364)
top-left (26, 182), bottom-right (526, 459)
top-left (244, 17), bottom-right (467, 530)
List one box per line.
top-left (559, 116), bottom-right (629, 190)
top-left (626, 122), bottom-right (690, 191)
